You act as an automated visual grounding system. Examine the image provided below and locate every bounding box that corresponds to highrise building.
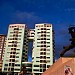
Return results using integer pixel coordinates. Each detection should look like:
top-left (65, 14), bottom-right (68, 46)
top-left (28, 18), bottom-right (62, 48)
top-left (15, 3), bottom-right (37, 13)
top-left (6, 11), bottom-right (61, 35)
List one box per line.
top-left (2, 24), bottom-right (29, 74)
top-left (0, 34), bottom-right (6, 72)
top-left (32, 23), bottom-right (55, 75)
top-left (2, 23), bottom-right (55, 75)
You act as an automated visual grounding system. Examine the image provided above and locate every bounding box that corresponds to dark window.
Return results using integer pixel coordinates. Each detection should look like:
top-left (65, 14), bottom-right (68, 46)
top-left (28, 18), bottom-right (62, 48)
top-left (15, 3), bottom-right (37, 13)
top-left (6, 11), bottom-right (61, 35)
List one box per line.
top-left (43, 69), bottom-right (46, 72)
top-left (40, 60), bottom-right (46, 63)
top-left (36, 57), bottom-right (40, 58)
top-left (15, 64), bottom-right (20, 66)
top-left (14, 69), bottom-right (20, 71)
top-left (11, 68), bottom-right (14, 71)
top-left (33, 69), bottom-right (39, 71)
top-left (4, 68), bottom-right (7, 70)
top-left (13, 52), bottom-right (16, 54)
top-left (44, 38), bottom-right (46, 40)
top-left (34, 65), bottom-right (39, 67)
top-left (40, 69), bottom-right (42, 72)
top-left (9, 59), bottom-right (12, 62)
top-left (5, 64), bottom-right (8, 66)
top-left (12, 59), bottom-right (15, 62)
top-left (9, 63), bottom-right (11, 66)
top-left (10, 55), bottom-right (12, 58)
top-left (47, 45), bottom-right (50, 47)
top-left (12, 63), bottom-right (14, 66)
top-left (44, 45), bottom-right (46, 47)
top-left (47, 65), bottom-right (50, 68)
top-left (47, 39), bottom-right (50, 40)
top-left (14, 28), bottom-right (19, 30)
top-left (47, 29), bottom-right (50, 30)
top-left (47, 42), bottom-right (50, 43)
top-left (16, 56), bottom-right (19, 58)
top-left (13, 56), bottom-right (15, 58)
top-left (36, 61), bottom-right (39, 62)
top-left (17, 49), bottom-right (20, 50)
top-left (47, 57), bottom-right (50, 58)
top-left (44, 49), bottom-right (46, 51)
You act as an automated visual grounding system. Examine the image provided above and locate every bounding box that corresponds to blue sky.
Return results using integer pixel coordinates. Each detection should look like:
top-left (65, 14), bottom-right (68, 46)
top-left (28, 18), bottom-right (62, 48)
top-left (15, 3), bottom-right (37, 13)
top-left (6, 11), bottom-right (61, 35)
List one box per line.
top-left (0, 0), bottom-right (75, 61)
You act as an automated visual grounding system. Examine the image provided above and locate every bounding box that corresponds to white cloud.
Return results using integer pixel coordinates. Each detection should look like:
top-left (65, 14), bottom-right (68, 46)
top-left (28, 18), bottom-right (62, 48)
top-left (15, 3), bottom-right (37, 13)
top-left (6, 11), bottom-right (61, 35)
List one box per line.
top-left (11, 11), bottom-right (43, 24)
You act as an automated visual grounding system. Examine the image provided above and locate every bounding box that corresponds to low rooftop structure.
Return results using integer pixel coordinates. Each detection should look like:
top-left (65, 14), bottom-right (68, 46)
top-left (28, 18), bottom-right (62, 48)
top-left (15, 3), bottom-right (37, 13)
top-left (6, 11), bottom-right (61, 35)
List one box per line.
top-left (42, 57), bottom-right (75, 75)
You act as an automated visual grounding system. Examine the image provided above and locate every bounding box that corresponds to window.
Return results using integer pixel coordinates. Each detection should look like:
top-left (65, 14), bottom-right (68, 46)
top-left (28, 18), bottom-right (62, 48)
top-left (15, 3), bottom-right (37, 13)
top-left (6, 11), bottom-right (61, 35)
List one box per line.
top-left (47, 32), bottom-right (50, 33)
top-left (12, 63), bottom-right (14, 66)
top-left (44, 38), bottom-right (46, 40)
top-left (40, 60), bottom-right (46, 63)
top-left (40, 52), bottom-right (46, 55)
top-left (47, 35), bottom-right (50, 37)
top-left (9, 63), bottom-right (11, 66)
top-left (47, 65), bottom-right (50, 68)
top-left (5, 64), bottom-right (8, 66)
top-left (18, 35), bottom-right (21, 37)
top-left (46, 60), bottom-right (50, 62)
top-left (33, 69), bottom-right (39, 71)
top-left (40, 64), bottom-right (46, 68)
top-left (14, 69), bottom-right (20, 71)
top-left (17, 49), bottom-right (20, 50)
top-left (13, 56), bottom-right (15, 58)
top-left (15, 60), bottom-right (19, 62)
top-left (47, 53), bottom-right (50, 55)
top-left (47, 57), bottom-right (50, 58)
top-left (34, 65), bottom-right (39, 67)
top-left (36, 57), bottom-right (40, 58)
top-left (13, 52), bottom-right (16, 54)
top-left (40, 48), bottom-right (46, 51)
top-left (15, 64), bottom-right (20, 66)
top-left (43, 69), bottom-right (46, 72)
top-left (4, 68), bottom-right (7, 70)
top-left (10, 55), bottom-right (12, 58)
top-left (11, 68), bottom-right (14, 71)
top-left (16, 56), bottom-right (19, 58)
top-left (47, 45), bottom-right (50, 47)
top-left (14, 28), bottom-right (19, 30)
top-left (8, 45), bottom-right (12, 47)
top-left (40, 56), bottom-right (46, 59)
top-left (19, 32), bottom-right (22, 33)
top-left (47, 39), bottom-right (50, 40)
top-left (47, 29), bottom-right (50, 30)
top-left (47, 49), bottom-right (50, 51)
top-left (36, 61), bottom-right (39, 62)
top-left (47, 42), bottom-right (50, 43)
top-left (40, 69), bottom-right (42, 72)
top-left (32, 57), bottom-right (34, 59)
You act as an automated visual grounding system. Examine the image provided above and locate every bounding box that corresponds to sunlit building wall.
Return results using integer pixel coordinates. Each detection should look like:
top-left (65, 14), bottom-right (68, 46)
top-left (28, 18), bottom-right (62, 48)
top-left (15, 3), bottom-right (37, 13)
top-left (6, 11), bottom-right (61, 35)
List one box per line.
top-left (32, 23), bottom-right (55, 75)
top-left (2, 24), bottom-right (29, 73)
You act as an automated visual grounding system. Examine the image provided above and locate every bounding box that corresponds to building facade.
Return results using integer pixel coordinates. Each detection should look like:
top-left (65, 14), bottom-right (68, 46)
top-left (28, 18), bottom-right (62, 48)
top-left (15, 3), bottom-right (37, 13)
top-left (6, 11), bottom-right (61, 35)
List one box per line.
top-left (2, 24), bottom-right (29, 74)
top-left (22, 62), bottom-right (32, 74)
top-left (2, 23), bottom-right (55, 75)
top-left (0, 34), bottom-right (6, 72)
top-left (32, 23), bottom-right (55, 75)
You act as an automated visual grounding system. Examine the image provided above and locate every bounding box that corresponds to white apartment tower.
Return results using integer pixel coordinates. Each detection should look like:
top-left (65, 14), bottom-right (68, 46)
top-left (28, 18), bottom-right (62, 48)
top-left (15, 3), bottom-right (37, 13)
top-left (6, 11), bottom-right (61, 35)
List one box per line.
top-left (32, 23), bottom-right (55, 75)
top-left (2, 24), bottom-right (29, 74)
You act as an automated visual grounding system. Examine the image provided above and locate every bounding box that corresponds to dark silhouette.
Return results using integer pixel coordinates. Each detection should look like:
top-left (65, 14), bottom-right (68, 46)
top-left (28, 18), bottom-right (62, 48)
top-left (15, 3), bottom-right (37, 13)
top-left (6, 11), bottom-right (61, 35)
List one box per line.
top-left (60, 26), bottom-right (75, 57)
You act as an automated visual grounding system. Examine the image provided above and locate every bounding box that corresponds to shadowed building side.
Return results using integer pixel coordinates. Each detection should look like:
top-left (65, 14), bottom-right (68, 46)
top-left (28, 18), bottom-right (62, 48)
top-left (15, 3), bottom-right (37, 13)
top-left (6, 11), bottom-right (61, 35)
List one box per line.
top-left (0, 34), bottom-right (6, 72)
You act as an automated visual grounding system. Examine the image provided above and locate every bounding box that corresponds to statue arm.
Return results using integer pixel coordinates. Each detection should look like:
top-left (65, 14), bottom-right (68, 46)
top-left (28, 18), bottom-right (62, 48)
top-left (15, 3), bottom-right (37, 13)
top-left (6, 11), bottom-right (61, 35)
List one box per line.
top-left (68, 27), bottom-right (73, 33)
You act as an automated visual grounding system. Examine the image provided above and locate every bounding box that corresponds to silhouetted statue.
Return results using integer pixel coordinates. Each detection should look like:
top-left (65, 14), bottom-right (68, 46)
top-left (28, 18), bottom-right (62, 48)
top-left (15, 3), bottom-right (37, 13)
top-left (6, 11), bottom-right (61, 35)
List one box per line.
top-left (60, 26), bottom-right (75, 57)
